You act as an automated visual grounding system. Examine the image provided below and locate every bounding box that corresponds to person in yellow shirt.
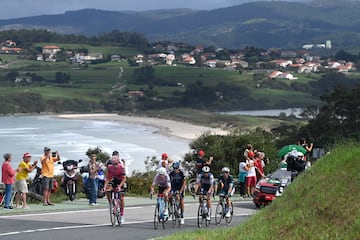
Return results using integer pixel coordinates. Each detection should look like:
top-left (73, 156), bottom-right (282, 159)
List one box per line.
top-left (14, 153), bottom-right (38, 209)
top-left (41, 147), bottom-right (60, 206)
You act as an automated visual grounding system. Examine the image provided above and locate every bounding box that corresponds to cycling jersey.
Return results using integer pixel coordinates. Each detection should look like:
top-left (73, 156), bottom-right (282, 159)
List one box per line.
top-left (196, 172), bottom-right (214, 192)
top-left (106, 164), bottom-right (126, 181)
top-left (152, 173), bottom-right (171, 188)
top-left (217, 174), bottom-right (234, 193)
top-left (169, 169), bottom-right (185, 191)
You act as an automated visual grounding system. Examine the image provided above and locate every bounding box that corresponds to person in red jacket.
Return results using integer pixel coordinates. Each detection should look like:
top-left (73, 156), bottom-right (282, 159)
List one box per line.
top-left (1, 153), bottom-right (19, 210)
top-left (254, 152), bottom-right (265, 183)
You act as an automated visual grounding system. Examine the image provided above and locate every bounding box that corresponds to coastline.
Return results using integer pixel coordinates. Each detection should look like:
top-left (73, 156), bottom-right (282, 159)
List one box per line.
top-left (56, 113), bottom-right (228, 140)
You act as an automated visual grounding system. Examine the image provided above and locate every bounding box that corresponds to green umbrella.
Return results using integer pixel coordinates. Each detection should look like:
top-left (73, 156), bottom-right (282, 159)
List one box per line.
top-left (277, 144), bottom-right (307, 157)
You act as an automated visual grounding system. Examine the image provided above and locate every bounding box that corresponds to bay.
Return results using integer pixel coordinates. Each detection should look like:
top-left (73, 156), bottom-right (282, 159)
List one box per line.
top-left (0, 115), bottom-right (190, 178)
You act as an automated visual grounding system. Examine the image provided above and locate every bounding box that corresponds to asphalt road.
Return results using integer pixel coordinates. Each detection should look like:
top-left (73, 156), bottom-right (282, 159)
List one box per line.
top-left (0, 200), bottom-right (257, 240)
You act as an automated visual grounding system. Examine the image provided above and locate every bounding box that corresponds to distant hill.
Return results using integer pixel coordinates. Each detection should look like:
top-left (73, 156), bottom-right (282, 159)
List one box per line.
top-left (1, 1), bottom-right (360, 50)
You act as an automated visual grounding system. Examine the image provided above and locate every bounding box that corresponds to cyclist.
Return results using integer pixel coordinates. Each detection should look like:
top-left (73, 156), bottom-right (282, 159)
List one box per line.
top-left (194, 166), bottom-right (214, 221)
top-left (103, 157), bottom-right (127, 223)
top-left (168, 162), bottom-right (186, 224)
top-left (217, 167), bottom-right (234, 218)
top-left (150, 167), bottom-right (171, 216)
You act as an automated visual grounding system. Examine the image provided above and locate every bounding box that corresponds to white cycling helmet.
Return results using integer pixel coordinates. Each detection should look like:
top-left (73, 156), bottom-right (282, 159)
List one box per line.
top-left (202, 166), bottom-right (210, 173)
top-left (158, 167), bottom-right (167, 175)
top-left (222, 167), bottom-right (230, 173)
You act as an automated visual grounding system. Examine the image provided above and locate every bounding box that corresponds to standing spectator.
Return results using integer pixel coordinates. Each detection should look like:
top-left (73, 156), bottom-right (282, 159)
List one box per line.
top-left (195, 150), bottom-right (213, 176)
top-left (2, 153), bottom-right (19, 210)
top-left (243, 144), bottom-right (253, 161)
top-left (158, 153), bottom-right (173, 172)
top-left (14, 153), bottom-right (38, 209)
top-left (238, 158), bottom-right (248, 198)
top-left (88, 153), bottom-right (103, 206)
top-left (254, 152), bottom-right (265, 183)
top-left (41, 147), bottom-right (60, 206)
top-left (298, 138), bottom-right (314, 162)
top-left (245, 151), bottom-right (256, 198)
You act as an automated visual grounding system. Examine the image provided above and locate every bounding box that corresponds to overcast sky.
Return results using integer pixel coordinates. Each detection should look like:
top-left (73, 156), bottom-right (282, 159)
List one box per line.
top-left (0, 0), bottom-right (263, 20)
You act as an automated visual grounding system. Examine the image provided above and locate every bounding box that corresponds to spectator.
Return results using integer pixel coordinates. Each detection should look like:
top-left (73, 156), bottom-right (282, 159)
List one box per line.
top-left (41, 147), bottom-right (60, 206)
top-left (158, 153), bottom-right (173, 172)
top-left (245, 151), bottom-right (256, 198)
top-left (2, 153), bottom-right (19, 210)
top-left (238, 158), bottom-right (248, 198)
top-left (254, 152), bottom-right (265, 183)
top-left (88, 153), bottom-right (104, 206)
top-left (195, 150), bottom-right (213, 175)
top-left (298, 138), bottom-right (314, 161)
top-left (14, 153), bottom-right (38, 209)
top-left (243, 144), bottom-right (253, 161)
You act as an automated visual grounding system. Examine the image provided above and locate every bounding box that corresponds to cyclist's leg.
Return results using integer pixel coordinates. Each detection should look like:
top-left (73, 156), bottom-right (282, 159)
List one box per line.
top-left (180, 191), bottom-right (185, 218)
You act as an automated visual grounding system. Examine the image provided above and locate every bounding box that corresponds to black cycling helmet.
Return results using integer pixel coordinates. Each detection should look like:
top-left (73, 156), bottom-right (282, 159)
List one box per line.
top-left (112, 150), bottom-right (119, 156)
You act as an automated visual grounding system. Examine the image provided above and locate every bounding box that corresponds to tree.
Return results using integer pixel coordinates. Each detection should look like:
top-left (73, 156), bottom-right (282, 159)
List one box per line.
top-left (300, 85), bottom-right (360, 146)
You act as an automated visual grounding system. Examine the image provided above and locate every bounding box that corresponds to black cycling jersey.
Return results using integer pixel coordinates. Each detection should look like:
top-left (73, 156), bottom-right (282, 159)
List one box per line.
top-left (169, 169), bottom-right (185, 190)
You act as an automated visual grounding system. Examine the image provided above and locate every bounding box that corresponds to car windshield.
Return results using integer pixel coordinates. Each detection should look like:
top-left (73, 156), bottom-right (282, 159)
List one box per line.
top-left (270, 169), bottom-right (292, 179)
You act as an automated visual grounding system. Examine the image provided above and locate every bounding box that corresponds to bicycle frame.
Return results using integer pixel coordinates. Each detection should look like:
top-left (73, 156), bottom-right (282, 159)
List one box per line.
top-left (169, 191), bottom-right (182, 228)
top-left (153, 193), bottom-right (168, 229)
top-left (197, 193), bottom-right (211, 228)
top-left (109, 189), bottom-right (124, 227)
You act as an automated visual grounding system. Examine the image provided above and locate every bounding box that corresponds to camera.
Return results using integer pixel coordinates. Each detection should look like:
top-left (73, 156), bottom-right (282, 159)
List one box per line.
top-left (52, 152), bottom-right (57, 157)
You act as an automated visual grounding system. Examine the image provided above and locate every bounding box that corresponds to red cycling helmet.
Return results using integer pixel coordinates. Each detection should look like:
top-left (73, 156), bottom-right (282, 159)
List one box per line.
top-left (161, 153), bottom-right (168, 159)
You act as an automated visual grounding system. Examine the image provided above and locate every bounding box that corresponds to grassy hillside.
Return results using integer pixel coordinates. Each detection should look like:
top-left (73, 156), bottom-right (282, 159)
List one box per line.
top-left (165, 142), bottom-right (360, 240)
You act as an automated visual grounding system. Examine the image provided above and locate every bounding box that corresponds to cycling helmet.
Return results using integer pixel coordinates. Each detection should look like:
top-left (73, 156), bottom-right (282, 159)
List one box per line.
top-left (112, 150), bottom-right (119, 156)
top-left (161, 153), bottom-right (168, 159)
top-left (172, 162), bottom-right (180, 169)
top-left (202, 166), bottom-right (210, 173)
top-left (221, 167), bottom-right (230, 173)
top-left (297, 152), bottom-right (304, 157)
top-left (158, 167), bottom-right (167, 175)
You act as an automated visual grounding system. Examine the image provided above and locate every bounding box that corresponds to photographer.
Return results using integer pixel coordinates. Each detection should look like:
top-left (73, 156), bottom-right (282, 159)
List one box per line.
top-left (40, 147), bottom-right (60, 206)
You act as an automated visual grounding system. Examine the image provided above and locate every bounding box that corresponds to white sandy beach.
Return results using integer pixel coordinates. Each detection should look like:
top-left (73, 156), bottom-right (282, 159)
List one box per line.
top-left (56, 113), bottom-right (228, 140)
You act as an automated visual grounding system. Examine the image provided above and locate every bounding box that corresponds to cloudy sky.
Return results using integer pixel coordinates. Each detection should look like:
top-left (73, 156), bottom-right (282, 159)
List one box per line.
top-left (0, 0), bottom-right (260, 20)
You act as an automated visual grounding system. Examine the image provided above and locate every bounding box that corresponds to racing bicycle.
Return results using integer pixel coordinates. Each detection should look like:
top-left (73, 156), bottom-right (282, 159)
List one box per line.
top-left (151, 193), bottom-right (169, 229)
top-left (109, 188), bottom-right (124, 227)
top-left (197, 192), bottom-right (211, 228)
top-left (168, 190), bottom-right (182, 228)
top-left (215, 193), bottom-right (234, 225)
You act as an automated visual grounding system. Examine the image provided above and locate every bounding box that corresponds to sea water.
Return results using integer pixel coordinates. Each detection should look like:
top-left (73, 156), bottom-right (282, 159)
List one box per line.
top-left (0, 115), bottom-right (190, 178)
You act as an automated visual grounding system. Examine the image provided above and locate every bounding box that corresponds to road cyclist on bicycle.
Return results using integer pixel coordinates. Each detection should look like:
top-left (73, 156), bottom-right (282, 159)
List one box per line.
top-left (103, 157), bottom-right (127, 223)
top-left (150, 167), bottom-right (171, 217)
top-left (217, 167), bottom-right (234, 218)
top-left (168, 161), bottom-right (186, 225)
top-left (193, 166), bottom-right (214, 221)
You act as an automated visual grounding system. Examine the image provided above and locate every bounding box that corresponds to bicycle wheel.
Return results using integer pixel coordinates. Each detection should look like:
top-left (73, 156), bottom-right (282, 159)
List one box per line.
top-left (205, 208), bottom-right (211, 227)
top-left (187, 178), bottom-right (196, 195)
top-left (109, 199), bottom-right (116, 227)
top-left (116, 199), bottom-right (122, 226)
top-left (225, 202), bottom-right (234, 225)
top-left (170, 201), bottom-right (177, 228)
top-left (197, 204), bottom-right (204, 228)
top-left (174, 200), bottom-right (181, 227)
top-left (154, 204), bottom-right (159, 229)
top-left (215, 203), bottom-right (223, 225)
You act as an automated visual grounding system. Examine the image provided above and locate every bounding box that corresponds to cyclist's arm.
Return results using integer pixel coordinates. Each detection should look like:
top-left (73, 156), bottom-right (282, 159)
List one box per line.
top-left (118, 175), bottom-right (126, 189)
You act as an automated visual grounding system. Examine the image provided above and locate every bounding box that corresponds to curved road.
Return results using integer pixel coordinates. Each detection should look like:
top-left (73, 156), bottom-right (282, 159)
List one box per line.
top-left (0, 201), bottom-right (257, 240)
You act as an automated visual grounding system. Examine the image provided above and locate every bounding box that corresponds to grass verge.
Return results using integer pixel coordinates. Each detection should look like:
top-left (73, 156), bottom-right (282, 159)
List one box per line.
top-left (163, 142), bottom-right (360, 240)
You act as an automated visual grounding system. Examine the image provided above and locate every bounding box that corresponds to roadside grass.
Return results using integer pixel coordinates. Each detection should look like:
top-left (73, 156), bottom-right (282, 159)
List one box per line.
top-left (164, 142), bottom-right (360, 240)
